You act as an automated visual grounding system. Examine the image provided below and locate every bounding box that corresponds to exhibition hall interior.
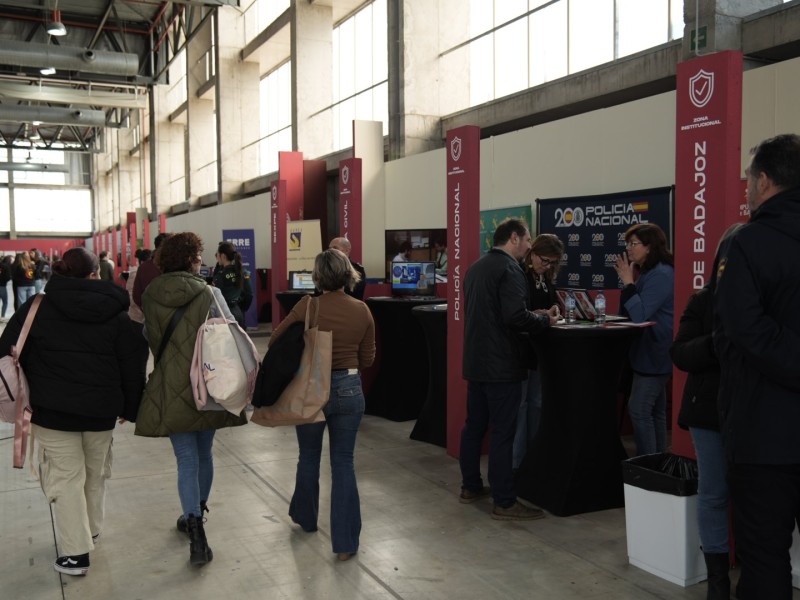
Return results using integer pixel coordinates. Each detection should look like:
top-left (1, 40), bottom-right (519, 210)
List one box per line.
top-left (2, 0), bottom-right (800, 598)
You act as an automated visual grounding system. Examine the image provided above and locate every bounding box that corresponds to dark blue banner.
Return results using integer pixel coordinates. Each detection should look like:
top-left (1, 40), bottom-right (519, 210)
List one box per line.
top-left (536, 187), bottom-right (672, 290)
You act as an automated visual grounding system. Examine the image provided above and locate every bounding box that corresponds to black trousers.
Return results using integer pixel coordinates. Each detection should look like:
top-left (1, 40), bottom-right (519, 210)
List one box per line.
top-left (728, 462), bottom-right (800, 600)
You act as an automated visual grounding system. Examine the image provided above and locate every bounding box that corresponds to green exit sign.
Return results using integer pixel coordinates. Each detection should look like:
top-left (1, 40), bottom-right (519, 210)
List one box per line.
top-left (691, 26), bottom-right (707, 51)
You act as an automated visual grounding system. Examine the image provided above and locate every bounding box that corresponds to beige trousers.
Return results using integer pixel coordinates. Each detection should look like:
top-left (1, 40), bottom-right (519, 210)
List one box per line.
top-left (33, 425), bottom-right (113, 556)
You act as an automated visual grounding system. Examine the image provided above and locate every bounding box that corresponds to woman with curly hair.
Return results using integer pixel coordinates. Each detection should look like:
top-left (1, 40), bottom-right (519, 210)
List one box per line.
top-left (135, 232), bottom-right (246, 567)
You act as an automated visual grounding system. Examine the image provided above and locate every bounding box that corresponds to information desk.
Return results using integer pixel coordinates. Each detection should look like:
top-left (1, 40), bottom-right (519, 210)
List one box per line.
top-left (275, 290), bottom-right (316, 314)
top-left (410, 304), bottom-right (448, 447)
top-left (364, 297), bottom-right (447, 421)
top-left (515, 322), bottom-right (644, 516)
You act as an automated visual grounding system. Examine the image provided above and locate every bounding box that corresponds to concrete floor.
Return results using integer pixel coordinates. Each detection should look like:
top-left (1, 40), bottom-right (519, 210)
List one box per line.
top-left (0, 316), bottom-right (790, 600)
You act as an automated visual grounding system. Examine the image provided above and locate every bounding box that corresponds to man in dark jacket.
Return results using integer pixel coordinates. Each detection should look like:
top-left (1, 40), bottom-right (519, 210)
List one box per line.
top-left (329, 237), bottom-right (367, 300)
top-left (459, 218), bottom-right (558, 520)
top-left (714, 133), bottom-right (800, 599)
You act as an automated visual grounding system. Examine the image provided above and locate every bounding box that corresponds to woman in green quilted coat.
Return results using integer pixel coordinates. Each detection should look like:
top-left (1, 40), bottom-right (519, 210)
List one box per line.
top-left (135, 232), bottom-right (246, 567)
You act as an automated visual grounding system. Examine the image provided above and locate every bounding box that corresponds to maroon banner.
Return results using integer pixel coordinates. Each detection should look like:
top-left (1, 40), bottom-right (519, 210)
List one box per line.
top-left (129, 221), bottom-right (138, 268)
top-left (339, 158), bottom-right (363, 262)
top-left (159, 214), bottom-right (166, 234)
top-left (143, 221), bottom-right (151, 250)
top-left (271, 179), bottom-right (288, 328)
top-left (121, 224), bottom-right (128, 274)
top-left (672, 50), bottom-right (743, 458)
top-left (279, 151), bottom-right (305, 220)
top-left (446, 125), bottom-right (482, 458)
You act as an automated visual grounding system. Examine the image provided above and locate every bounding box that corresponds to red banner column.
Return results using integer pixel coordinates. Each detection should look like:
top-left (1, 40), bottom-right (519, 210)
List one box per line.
top-left (445, 126), bottom-right (482, 458)
top-left (271, 180), bottom-right (288, 329)
top-left (672, 50), bottom-right (743, 457)
top-left (339, 158), bottom-right (363, 262)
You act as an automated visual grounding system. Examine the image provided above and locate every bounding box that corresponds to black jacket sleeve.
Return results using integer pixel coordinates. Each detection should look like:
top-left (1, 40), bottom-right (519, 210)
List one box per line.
top-left (671, 288), bottom-right (717, 373)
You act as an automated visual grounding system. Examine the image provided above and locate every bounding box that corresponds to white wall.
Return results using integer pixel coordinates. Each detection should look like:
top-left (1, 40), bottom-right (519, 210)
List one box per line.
top-left (126, 55), bottom-right (800, 268)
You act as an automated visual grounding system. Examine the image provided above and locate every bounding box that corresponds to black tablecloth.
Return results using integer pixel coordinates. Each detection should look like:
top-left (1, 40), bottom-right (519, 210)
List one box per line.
top-left (410, 304), bottom-right (448, 447)
top-left (364, 297), bottom-right (446, 421)
top-left (275, 290), bottom-right (315, 313)
top-left (515, 323), bottom-right (642, 516)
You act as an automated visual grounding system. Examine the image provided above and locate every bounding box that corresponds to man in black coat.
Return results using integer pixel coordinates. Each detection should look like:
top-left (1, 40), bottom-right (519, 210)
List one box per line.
top-left (715, 133), bottom-right (800, 599)
top-left (459, 218), bottom-right (558, 520)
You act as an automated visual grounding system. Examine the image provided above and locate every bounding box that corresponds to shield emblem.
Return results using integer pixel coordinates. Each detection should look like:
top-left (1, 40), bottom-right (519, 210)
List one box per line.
top-left (271, 185), bottom-right (277, 201)
top-left (342, 165), bottom-right (350, 185)
top-left (450, 136), bottom-right (462, 162)
top-left (689, 69), bottom-right (714, 108)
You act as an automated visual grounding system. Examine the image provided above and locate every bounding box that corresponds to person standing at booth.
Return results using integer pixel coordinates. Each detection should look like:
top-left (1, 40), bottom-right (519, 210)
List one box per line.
top-left (671, 223), bottom-right (742, 600)
top-left (614, 223), bottom-right (674, 457)
top-left (212, 241), bottom-right (253, 330)
top-left (330, 237), bottom-right (367, 300)
top-left (459, 218), bottom-right (558, 520)
top-left (715, 133), bottom-right (800, 599)
top-left (513, 233), bottom-right (564, 470)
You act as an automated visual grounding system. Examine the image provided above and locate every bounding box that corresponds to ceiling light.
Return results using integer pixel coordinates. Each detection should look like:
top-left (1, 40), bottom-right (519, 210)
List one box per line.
top-left (47, 10), bottom-right (67, 36)
top-left (40, 66), bottom-right (56, 76)
top-left (26, 152), bottom-right (33, 164)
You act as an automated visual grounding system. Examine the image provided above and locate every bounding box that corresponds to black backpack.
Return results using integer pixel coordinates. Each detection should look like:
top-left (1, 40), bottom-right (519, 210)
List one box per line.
top-left (251, 321), bottom-right (305, 408)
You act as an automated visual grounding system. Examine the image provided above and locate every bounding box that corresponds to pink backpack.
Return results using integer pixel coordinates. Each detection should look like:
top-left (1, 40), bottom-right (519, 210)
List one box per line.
top-left (0, 294), bottom-right (44, 468)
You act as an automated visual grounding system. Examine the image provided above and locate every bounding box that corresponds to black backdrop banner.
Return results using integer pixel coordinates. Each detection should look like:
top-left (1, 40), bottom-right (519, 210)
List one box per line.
top-left (536, 187), bottom-right (672, 290)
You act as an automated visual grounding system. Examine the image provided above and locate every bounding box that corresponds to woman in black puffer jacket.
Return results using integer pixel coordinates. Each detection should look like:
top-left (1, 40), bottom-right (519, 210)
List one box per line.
top-left (0, 247), bottom-right (145, 578)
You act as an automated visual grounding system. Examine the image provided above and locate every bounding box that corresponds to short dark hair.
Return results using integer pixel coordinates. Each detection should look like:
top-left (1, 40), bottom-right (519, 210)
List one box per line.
top-left (399, 241), bottom-right (412, 253)
top-left (154, 232), bottom-right (171, 249)
top-left (156, 232), bottom-right (203, 274)
top-left (493, 218), bottom-right (529, 246)
top-left (749, 133), bottom-right (800, 191)
top-left (624, 223), bottom-right (673, 270)
top-left (135, 248), bottom-right (152, 262)
top-left (99, 250), bottom-right (108, 259)
top-left (52, 247), bottom-right (99, 279)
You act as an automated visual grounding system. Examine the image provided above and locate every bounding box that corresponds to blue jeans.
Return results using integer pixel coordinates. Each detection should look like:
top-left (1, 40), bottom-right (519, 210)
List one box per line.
top-left (169, 429), bottom-right (216, 518)
top-left (289, 371), bottom-right (364, 555)
top-left (628, 373), bottom-right (669, 456)
top-left (17, 285), bottom-right (35, 307)
top-left (689, 427), bottom-right (729, 553)
top-left (460, 380), bottom-right (522, 508)
top-left (513, 369), bottom-right (542, 470)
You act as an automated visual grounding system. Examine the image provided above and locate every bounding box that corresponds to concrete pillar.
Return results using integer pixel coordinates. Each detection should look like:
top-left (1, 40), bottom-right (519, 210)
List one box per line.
top-left (389, 0), bottom-right (468, 159)
top-left (151, 82), bottom-right (188, 211)
top-left (216, 9), bottom-right (260, 203)
top-left (682, 0), bottom-right (782, 59)
top-left (187, 19), bottom-right (217, 205)
top-left (292, 1), bottom-right (333, 158)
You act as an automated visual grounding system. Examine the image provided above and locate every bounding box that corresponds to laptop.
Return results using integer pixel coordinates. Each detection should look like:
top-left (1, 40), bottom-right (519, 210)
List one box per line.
top-left (288, 271), bottom-right (315, 292)
top-left (555, 288), bottom-right (626, 322)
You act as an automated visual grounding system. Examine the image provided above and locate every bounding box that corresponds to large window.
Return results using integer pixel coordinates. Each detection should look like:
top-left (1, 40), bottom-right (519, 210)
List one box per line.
top-left (462, 0), bottom-right (685, 108)
top-left (332, 0), bottom-right (388, 150)
top-left (258, 61), bottom-right (292, 176)
top-left (14, 188), bottom-right (92, 233)
top-left (243, 0), bottom-right (290, 45)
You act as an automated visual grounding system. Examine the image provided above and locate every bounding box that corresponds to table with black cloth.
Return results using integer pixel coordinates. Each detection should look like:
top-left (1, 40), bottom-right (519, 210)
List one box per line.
top-left (364, 297), bottom-right (447, 421)
top-left (515, 323), bottom-right (644, 516)
top-left (275, 290), bottom-right (315, 314)
top-left (409, 304), bottom-right (448, 447)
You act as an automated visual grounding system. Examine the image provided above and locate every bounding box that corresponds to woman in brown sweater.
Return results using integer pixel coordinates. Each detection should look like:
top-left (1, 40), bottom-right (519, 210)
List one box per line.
top-left (269, 248), bottom-right (375, 561)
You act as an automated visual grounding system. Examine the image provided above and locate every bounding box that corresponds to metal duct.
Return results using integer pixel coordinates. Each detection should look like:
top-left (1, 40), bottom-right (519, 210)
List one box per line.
top-left (0, 104), bottom-right (106, 127)
top-left (0, 40), bottom-right (139, 77)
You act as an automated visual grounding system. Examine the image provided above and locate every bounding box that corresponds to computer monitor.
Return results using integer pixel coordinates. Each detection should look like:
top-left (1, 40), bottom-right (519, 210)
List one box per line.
top-left (391, 261), bottom-right (436, 297)
top-left (288, 271), bottom-right (316, 292)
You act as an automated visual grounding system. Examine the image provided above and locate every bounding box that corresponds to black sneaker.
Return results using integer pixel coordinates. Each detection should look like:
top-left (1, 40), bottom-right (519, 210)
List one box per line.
top-left (54, 553), bottom-right (90, 576)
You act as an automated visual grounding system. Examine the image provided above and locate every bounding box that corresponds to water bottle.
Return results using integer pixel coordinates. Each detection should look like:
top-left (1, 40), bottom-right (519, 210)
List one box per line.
top-left (594, 291), bottom-right (606, 325)
top-left (565, 292), bottom-right (576, 324)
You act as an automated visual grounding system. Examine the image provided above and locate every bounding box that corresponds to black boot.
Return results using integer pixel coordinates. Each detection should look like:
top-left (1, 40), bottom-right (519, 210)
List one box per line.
top-left (177, 501), bottom-right (208, 535)
top-left (704, 552), bottom-right (730, 600)
top-left (187, 514), bottom-right (213, 566)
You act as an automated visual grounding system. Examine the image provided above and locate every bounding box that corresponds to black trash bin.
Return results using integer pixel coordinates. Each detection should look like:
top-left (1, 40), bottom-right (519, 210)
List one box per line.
top-left (622, 452), bottom-right (706, 586)
top-left (622, 452), bottom-right (698, 496)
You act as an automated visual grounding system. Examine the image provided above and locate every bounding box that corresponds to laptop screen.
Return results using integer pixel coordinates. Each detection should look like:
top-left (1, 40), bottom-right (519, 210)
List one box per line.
top-left (390, 261), bottom-right (436, 296)
top-left (289, 271), bottom-right (315, 291)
